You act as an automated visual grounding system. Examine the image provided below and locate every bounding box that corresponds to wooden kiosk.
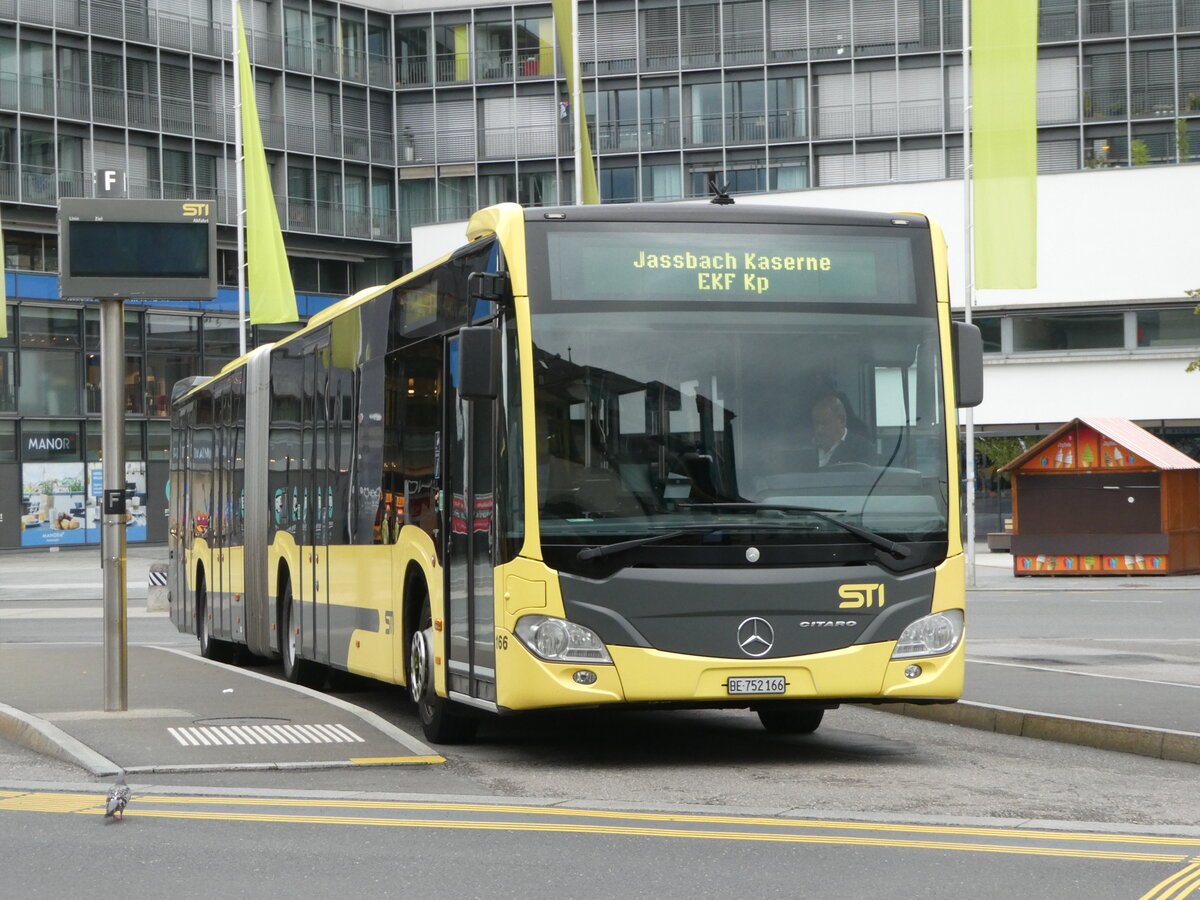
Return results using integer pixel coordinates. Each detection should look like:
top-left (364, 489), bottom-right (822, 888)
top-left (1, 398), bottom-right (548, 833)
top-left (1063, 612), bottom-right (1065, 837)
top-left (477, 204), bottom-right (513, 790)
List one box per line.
top-left (1000, 417), bottom-right (1200, 575)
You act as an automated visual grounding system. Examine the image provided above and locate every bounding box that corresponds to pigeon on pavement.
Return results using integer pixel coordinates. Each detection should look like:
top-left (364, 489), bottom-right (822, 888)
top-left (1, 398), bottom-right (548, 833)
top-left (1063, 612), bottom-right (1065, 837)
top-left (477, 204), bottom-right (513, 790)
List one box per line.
top-left (104, 772), bottom-right (130, 821)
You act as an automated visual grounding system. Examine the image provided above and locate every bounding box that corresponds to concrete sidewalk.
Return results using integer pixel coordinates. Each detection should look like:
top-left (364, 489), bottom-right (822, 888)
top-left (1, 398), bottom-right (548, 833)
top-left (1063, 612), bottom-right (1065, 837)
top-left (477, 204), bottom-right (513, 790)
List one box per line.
top-left (0, 643), bottom-right (443, 777)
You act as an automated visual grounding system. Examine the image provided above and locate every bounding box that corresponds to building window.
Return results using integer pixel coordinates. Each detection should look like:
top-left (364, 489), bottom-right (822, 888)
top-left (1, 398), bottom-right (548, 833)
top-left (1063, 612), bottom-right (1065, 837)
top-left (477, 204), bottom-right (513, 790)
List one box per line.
top-left (599, 165), bottom-right (637, 203)
top-left (1011, 312), bottom-right (1125, 352)
top-left (1137, 308), bottom-right (1200, 348)
top-left (518, 171), bottom-right (558, 206)
top-left (0, 349), bottom-right (15, 412)
top-left (4, 231), bottom-right (56, 273)
top-left (642, 163), bottom-right (682, 201)
top-left (974, 317), bottom-right (1003, 354)
top-left (642, 85), bottom-right (681, 149)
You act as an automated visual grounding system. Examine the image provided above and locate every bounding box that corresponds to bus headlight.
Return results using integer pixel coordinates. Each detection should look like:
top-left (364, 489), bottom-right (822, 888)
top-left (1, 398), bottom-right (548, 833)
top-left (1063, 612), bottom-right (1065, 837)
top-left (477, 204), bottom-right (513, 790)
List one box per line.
top-left (514, 615), bottom-right (613, 664)
top-left (891, 609), bottom-right (964, 659)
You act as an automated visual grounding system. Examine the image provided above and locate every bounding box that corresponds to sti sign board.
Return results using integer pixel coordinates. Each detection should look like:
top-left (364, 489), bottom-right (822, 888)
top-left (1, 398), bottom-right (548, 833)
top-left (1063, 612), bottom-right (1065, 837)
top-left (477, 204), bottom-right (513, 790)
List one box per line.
top-left (59, 198), bottom-right (217, 300)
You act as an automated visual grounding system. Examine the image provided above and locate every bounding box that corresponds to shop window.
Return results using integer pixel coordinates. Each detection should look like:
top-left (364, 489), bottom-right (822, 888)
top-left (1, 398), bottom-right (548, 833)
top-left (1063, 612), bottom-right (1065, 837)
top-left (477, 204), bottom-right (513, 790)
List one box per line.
top-left (148, 421), bottom-right (170, 461)
top-left (84, 354), bottom-right (143, 415)
top-left (146, 313), bottom-right (200, 354)
top-left (84, 308), bottom-right (142, 353)
top-left (253, 322), bottom-right (304, 348)
top-left (0, 420), bottom-right (15, 461)
top-left (202, 315), bottom-right (241, 360)
top-left (20, 307), bottom-right (80, 349)
top-left (0, 349), bottom-right (14, 412)
top-left (19, 349), bottom-right (81, 416)
top-left (146, 354), bottom-right (199, 417)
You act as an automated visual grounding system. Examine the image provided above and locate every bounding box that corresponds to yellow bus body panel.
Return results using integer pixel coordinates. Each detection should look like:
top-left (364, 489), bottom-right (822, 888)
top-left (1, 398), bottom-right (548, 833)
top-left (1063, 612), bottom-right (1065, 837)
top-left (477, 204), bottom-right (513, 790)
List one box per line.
top-left (496, 638), bottom-right (962, 711)
top-left (333, 542), bottom-right (398, 683)
top-left (493, 553), bottom-right (965, 711)
top-left (495, 630), bottom-right (627, 710)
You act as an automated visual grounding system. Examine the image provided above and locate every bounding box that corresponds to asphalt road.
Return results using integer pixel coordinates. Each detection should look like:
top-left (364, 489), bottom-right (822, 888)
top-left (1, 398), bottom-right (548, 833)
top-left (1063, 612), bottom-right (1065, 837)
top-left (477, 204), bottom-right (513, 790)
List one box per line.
top-left (2, 790), bottom-right (1194, 900)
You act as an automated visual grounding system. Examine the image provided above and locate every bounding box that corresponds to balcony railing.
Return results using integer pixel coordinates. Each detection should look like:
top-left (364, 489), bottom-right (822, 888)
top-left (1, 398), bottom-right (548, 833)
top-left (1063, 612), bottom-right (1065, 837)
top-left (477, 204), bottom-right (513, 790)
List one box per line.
top-left (480, 124), bottom-right (559, 159)
top-left (56, 80), bottom-right (90, 120)
top-left (817, 99), bottom-right (943, 139)
top-left (128, 91), bottom-right (160, 130)
top-left (92, 85), bottom-right (126, 126)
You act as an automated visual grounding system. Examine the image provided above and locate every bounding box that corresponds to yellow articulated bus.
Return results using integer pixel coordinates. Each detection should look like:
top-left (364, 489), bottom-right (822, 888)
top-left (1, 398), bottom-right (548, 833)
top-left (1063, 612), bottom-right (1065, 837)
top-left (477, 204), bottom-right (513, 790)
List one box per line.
top-left (169, 201), bottom-right (983, 743)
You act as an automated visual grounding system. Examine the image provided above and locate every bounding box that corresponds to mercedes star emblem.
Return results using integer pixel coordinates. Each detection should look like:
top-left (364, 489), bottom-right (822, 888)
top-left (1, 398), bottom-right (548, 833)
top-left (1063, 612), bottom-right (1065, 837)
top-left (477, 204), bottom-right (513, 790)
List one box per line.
top-left (737, 616), bottom-right (775, 657)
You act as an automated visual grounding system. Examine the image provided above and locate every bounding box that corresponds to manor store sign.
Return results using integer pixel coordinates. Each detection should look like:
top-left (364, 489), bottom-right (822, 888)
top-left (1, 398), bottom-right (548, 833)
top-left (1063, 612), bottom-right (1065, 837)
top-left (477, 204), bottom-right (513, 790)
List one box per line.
top-left (25, 432), bottom-right (80, 460)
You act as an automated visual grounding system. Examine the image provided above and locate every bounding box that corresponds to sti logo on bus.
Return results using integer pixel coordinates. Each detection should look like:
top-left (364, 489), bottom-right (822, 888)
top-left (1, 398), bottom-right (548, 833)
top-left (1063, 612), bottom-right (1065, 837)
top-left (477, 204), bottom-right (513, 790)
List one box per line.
top-left (182, 202), bottom-right (210, 220)
top-left (838, 583), bottom-right (886, 609)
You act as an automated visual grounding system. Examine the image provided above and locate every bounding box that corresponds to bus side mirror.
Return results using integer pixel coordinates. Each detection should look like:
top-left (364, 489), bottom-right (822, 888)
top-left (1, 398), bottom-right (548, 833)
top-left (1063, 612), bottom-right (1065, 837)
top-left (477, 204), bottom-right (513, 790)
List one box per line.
top-left (459, 326), bottom-right (500, 400)
top-left (952, 322), bottom-right (984, 408)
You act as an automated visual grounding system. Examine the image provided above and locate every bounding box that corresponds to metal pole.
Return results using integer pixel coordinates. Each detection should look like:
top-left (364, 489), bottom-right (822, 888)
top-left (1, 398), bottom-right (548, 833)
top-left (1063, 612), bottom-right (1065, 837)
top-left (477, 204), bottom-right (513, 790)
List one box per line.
top-left (571, 0), bottom-right (583, 205)
top-left (100, 297), bottom-right (128, 712)
top-left (233, 0), bottom-right (248, 356)
top-left (962, 0), bottom-right (977, 587)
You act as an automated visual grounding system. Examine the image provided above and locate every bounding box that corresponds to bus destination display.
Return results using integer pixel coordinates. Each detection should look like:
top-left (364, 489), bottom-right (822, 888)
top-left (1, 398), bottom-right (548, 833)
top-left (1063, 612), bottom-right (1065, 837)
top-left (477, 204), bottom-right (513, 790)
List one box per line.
top-left (547, 228), bottom-right (919, 305)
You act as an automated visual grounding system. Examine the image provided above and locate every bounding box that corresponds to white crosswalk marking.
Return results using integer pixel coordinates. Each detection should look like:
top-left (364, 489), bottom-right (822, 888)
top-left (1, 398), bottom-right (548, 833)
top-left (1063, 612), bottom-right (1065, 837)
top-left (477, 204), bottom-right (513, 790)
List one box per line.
top-left (168, 724), bottom-right (365, 747)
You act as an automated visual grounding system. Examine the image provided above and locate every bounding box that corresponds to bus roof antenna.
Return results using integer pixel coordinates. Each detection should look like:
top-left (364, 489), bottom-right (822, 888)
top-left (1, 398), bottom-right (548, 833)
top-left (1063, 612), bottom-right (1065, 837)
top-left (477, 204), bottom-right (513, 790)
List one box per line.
top-left (709, 180), bottom-right (735, 205)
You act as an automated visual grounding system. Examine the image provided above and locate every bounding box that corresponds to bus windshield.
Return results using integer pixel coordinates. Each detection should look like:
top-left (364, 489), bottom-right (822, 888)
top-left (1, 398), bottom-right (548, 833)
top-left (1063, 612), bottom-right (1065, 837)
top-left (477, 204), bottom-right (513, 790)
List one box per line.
top-left (527, 221), bottom-right (949, 568)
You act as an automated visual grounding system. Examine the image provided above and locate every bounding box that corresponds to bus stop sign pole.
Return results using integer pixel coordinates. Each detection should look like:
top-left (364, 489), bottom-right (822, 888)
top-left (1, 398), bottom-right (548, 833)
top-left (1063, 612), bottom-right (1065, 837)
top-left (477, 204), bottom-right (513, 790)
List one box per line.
top-left (101, 296), bottom-right (128, 712)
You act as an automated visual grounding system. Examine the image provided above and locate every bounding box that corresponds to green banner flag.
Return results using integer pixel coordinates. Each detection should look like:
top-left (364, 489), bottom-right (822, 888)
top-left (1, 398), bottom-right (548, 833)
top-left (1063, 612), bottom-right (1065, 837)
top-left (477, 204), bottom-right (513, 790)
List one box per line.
top-left (972, 0), bottom-right (1038, 289)
top-left (238, 5), bottom-right (298, 325)
top-left (552, 0), bottom-right (599, 205)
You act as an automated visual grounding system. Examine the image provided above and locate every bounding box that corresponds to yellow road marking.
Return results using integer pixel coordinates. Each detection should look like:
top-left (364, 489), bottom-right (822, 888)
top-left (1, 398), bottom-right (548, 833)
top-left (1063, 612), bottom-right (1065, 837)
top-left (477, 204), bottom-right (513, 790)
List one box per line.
top-left (0, 792), bottom-right (104, 814)
top-left (349, 756), bottom-right (445, 765)
top-left (66, 808), bottom-right (1200, 860)
top-left (121, 795), bottom-right (1200, 847)
top-left (1137, 861), bottom-right (1200, 900)
top-left (0, 791), bottom-right (1196, 864)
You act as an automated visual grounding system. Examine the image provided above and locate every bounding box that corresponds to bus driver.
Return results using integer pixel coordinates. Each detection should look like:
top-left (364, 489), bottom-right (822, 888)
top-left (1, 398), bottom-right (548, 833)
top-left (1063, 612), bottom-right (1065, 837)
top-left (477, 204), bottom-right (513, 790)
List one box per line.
top-left (811, 394), bottom-right (875, 467)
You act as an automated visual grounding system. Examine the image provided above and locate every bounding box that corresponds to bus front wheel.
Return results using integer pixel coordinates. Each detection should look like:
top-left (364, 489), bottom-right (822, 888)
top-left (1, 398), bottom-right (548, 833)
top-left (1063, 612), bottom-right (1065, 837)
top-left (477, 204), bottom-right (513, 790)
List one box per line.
top-left (409, 600), bottom-right (478, 744)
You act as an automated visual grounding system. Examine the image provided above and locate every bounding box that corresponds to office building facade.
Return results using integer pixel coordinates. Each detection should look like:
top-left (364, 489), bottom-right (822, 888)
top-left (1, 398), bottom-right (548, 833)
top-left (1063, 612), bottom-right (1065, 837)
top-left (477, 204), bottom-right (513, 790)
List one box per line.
top-left (2, 0), bottom-right (1200, 548)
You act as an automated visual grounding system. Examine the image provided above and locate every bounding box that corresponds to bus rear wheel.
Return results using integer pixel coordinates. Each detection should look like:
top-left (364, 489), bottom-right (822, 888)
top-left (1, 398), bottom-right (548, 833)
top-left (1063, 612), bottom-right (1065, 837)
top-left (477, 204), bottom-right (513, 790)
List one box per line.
top-left (408, 600), bottom-right (478, 744)
top-left (756, 706), bottom-right (825, 735)
top-left (197, 572), bottom-right (229, 662)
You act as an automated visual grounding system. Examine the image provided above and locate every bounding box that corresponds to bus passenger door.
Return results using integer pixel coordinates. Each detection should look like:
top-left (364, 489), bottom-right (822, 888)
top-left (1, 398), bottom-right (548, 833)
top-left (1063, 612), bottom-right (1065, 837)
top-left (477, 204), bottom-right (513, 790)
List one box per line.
top-left (169, 420), bottom-right (191, 634)
top-left (442, 332), bottom-right (497, 707)
top-left (301, 338), bottom-right (332, 666)
top-left (212, 389), bottom-right (232, 639)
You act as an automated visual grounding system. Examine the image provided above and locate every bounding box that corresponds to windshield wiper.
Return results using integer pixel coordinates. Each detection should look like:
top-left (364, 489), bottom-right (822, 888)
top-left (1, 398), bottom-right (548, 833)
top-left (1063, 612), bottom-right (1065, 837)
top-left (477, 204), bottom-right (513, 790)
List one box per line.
top-left (677, 502), bottom-right (912, 559)
top-left (576, 522), bottom-right (806, 561)
top-left (577, 529), bottom-right (692, 561)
